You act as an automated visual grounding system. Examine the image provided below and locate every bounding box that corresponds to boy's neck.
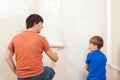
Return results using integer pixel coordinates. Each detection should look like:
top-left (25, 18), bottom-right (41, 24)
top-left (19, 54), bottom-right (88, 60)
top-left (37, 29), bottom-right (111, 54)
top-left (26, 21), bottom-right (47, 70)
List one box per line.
top-left (91, 49), bottom-right (99, 52)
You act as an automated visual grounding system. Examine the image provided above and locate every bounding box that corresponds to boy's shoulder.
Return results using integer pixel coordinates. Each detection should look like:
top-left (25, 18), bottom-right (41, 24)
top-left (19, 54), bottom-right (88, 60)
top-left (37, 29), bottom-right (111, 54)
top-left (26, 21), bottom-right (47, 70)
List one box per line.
top-left (87, 52), bottom-right (94, 57)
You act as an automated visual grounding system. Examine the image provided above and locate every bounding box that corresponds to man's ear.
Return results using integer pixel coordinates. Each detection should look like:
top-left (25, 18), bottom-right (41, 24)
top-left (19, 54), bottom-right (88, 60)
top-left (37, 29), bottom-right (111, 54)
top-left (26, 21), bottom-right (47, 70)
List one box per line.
top-left (33, 23), bottom-right (37, 27)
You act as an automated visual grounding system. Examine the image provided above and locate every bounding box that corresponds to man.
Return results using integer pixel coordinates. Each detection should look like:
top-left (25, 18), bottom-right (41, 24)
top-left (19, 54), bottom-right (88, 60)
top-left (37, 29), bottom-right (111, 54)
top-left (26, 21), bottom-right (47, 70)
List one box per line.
top-left (5, 14), bottom-right (58, 80)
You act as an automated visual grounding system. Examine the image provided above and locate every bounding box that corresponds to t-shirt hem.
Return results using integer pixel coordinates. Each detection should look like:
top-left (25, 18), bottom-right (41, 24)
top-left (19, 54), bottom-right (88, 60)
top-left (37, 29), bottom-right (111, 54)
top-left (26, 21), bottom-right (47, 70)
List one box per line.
top-left (17, 70), bottom-right (44, 78)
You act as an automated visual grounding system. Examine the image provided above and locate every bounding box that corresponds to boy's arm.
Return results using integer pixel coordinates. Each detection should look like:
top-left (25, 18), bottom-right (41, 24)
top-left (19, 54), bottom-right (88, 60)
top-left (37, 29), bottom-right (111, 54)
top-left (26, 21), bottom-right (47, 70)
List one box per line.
top-left (86, 64), bottom-right (89, 71)
top-left (5, 50), bottom-right (16, 74)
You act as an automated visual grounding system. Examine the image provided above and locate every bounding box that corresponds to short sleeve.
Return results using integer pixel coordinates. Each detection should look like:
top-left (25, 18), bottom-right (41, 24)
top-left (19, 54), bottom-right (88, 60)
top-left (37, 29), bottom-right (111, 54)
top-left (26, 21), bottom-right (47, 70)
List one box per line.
top-left (7, 37), bottom-right (15, 53)
top-left (85, 53), bottom-right (91, 64)
top-left (43, 37), bottom-right (50, 52)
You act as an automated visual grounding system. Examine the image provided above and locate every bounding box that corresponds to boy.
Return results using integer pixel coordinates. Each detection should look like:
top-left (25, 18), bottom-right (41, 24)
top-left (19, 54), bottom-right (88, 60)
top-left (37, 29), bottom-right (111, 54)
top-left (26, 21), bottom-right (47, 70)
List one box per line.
top-left (85, 36), bottom-right (107, 80)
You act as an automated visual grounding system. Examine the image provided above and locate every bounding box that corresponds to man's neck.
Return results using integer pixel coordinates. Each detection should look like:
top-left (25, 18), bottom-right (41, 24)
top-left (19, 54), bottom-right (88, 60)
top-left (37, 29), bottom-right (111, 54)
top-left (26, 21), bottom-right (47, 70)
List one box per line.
top-left (25, 28), bottom-right (37, 33)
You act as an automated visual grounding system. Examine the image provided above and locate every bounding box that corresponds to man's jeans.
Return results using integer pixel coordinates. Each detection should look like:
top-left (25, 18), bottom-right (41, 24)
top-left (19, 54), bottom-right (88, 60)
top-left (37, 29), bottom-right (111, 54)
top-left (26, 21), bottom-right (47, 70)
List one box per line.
top-left (18, 66), bottom-right (55, 80)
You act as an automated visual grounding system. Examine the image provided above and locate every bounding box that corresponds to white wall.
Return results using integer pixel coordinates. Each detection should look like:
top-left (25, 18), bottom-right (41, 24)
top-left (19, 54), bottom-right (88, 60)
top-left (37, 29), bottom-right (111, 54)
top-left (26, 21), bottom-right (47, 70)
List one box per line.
top-left (108, 0), bottom-right (120, 79)
top-left (106, 0), bottom-right (120, 78)
top-left (111, 0), bottom-right (120, 68)
top-left (58, 0), bottom-right (107, 80)
top-left (0, 0), bottom-right (107, 80)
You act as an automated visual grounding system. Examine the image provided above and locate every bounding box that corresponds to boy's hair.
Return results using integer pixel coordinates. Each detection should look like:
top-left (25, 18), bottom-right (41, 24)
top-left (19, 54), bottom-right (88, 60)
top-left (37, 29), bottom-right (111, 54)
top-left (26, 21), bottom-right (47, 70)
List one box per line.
top-left (26, 14), bottom-right (43, 29)
top-left (89, 36), bottom-right (104, 49)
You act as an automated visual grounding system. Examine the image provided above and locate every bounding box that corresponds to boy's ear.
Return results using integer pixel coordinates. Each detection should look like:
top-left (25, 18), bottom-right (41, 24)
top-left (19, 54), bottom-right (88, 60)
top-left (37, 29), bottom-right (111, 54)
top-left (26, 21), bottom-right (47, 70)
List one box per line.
top-left (94, 45), bottom-right (98, 49)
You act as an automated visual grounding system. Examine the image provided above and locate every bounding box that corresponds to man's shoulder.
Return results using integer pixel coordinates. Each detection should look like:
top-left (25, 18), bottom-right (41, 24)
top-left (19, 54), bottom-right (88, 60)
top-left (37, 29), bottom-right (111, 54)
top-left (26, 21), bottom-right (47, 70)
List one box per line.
top-left (38, 35), bottom-right (46, 39)
top-left (12, 32), bottom-right (23, 38)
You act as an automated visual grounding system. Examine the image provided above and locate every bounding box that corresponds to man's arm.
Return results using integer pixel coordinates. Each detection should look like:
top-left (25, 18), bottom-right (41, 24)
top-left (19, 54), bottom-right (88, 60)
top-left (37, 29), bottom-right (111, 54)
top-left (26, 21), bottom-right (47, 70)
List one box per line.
top-left (85, 64), bottom-right (89, 71)
top-left (5, 50), bottom-right (16, 74)
top-left (45, 48), bottom-right (58, 62)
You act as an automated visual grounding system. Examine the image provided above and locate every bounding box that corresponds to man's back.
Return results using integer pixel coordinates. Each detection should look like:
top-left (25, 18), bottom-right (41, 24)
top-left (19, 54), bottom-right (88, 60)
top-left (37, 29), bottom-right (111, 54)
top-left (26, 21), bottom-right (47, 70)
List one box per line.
top-left (8, 31), bottom-right (50, 78)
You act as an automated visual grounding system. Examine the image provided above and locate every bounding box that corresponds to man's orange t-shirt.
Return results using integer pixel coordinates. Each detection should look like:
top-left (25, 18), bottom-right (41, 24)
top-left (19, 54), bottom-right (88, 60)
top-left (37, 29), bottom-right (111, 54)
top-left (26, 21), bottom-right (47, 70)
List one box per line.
top-left (8, 31), bottom-right (50, 78)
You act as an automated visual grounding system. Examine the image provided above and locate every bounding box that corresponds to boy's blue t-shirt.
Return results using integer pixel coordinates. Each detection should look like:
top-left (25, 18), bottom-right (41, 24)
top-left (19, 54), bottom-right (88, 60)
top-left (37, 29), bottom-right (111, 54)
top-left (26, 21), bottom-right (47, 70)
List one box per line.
top-left (86, 50), bottom-right (107, 80)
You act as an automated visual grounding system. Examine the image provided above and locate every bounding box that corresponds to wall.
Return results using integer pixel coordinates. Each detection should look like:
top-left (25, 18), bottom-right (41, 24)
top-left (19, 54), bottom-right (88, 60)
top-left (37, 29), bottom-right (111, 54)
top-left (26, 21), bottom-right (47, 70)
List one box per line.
top-left (59, 0), bottom-right (107, 80)
top-left (111, 0), bottom-right (120, 69)
top-left (0, 0), bottom-right (107, 80)
top-left (107, 0), bottom-right (120, 79)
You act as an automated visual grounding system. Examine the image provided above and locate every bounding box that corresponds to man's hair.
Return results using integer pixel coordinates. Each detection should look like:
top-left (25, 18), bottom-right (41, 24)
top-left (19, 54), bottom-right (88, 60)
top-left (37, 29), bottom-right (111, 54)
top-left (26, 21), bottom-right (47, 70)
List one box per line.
top-left (26, 14), bottom-right (43, 29)
top-left (89, 36), bottom-right (104, 49)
